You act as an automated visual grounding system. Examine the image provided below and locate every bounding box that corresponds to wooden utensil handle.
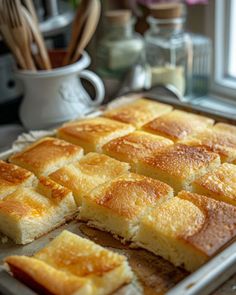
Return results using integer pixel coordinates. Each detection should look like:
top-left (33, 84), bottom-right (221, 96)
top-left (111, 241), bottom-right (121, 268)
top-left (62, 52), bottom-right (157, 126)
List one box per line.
top-left (0, 26), bottom-right (27, 69)
top-left (62, 0), bottom-right (92, 66)
top-left (22, 7), bottom-right (51, 70)
top-left (71, 0), bottom-right (101, 64)
top-left (25, 49), bottom-right (36, 70)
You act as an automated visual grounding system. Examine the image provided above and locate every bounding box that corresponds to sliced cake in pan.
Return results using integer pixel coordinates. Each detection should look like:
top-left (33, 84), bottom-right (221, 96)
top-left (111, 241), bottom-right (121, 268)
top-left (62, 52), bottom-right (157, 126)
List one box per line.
top-left (5, 230), bottom-right (134, 295)
top-left (0, 160), bottom-right (35, 200)
top-left (0, 177), bottom-right (77, 244)
top-left (133, 191), bottom-right (236, 272)
top-left (182, 123), bottom-right (236, 163)
top-left (193, 163), bottom-right (236, 206)
top-left (49, 152), bottom-right (130, 206)
top-left (103, 98), bottom-right (173, 128)
top-left (79, 173), bottom-right (173, 241)
top-left (137, 144), bottom-right (220, 193)
top-left (142, 110), bottom-right (214, 142)
top-left (57, 117), bottom-right (134, 153)
top-left (102, 131), bottom-right (173, 171)
top-left (9, 137), bottom-right (83, 176)
top-left (213, 122), bottom-right (236, 134)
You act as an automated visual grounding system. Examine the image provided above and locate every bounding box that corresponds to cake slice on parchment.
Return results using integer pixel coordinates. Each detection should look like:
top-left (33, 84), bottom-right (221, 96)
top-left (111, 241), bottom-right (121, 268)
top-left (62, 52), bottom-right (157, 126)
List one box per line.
top-left (5, 230), bottom-right (134, 295)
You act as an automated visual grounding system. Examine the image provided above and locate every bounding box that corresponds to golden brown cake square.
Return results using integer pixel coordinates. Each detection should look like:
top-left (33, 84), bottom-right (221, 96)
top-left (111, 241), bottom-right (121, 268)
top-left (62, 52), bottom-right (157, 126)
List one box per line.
top-left (134, 191), bottom-right (236, 272)
top-left (79, 173), bottom-right (173, 241)
top-left (49, 152), bottom-right (130, 205)
top-left (193, 163), bottom-right (236, 206)
top-left (0, 177), bottom-right (77, 244)
top-left (9, 137), bottom-right (83, 176)
top-left (213, 122), bottom-right (236, 134)
top-left (103, 98), bottom-right (173, 128)
top-left (137, 144), bottom-right (221, 193)
top-left (182, 124), bottom-right (236, 163)
top-left (0, 160), bottom-right (35, 200)
top-left (142, 110), bottom-right (214, 142)
top-left (5, 230), bottom-right (134, 295)
top-left (102, 131), bottom-right (173, 171)
top-left (57, 117), bottom-right (135, 153)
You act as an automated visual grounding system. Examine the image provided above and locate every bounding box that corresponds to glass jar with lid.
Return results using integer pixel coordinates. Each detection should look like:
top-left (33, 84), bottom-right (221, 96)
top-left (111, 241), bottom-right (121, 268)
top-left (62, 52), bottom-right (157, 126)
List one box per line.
top-left (145, 3), bottom-right (192, 98)
top-left (96, 10), bottom-right (145, 81)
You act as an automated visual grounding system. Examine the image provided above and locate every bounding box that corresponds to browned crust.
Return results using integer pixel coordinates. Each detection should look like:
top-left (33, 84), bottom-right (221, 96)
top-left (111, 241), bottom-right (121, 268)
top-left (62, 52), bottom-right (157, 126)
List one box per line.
top-left (58, 118), bottom-right (133, 144)
top-left (141, 144), bottom-right (219, 178)
top-left (213, 122), bottom-right (236, 134)
top-left (9, 137), bottom-right (83, 175)
top-left (94, 173), bottom-right (173, 218)
top-left (6, 256), bottom-right (86, 295)
top-left (0, 197), bottom-right (77, 223)
top-left (33, 231), bottom-right (127, 278)
top-left (75, 153), bottom-right (130, 177)
top-left (182, 128), bottom-right (236, 162)
top-left (103, 131), bottom-right (173, 163)
top-left (103, 99), bottom-right (172, 127)
top-left (193, 163), bottom-right (236, 202)
top-left (37, 176), bottom-right (72, 202)
top-left (0, 160), bottom-right (33, 186)
top-left (0, 182), bottom-right (75, 220)
top-left (177, 191), bottom-right (236, 256)
top-left (143, 110), bottom-right (214, 141)
top-left (8, 263), bottom-right (54, 295)
top-left (5, 230), bottom-right (133, 294)
top-left (0, 192), bottom-right (46, 218)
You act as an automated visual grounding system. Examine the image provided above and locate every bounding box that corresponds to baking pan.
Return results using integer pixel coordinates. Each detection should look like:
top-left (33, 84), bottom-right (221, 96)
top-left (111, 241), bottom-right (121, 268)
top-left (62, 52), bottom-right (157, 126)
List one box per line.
top-left (0, 93), bottom-right (236, 295)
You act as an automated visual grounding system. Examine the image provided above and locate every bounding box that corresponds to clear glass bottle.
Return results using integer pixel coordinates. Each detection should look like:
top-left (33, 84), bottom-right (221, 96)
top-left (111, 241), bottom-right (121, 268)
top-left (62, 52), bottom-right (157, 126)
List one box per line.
top-left (145, 4), bottom-right (192, 98)
top-left (96, 10), bottom-right (145, 81)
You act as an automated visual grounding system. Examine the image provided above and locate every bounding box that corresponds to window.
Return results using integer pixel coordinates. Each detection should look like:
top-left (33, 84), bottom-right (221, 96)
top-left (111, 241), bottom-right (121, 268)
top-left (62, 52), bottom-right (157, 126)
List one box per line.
top-left (228, 0), bottom-right (236, 78)
top-left (212, 0), bottom-right (236, 99)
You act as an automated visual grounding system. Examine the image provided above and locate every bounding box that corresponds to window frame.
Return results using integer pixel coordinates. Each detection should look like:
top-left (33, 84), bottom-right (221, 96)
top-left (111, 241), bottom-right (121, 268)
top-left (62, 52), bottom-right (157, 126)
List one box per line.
top-left (209, 0), bottom-right (236, 99)
top-left (228, 0), bottom-right (236, 78)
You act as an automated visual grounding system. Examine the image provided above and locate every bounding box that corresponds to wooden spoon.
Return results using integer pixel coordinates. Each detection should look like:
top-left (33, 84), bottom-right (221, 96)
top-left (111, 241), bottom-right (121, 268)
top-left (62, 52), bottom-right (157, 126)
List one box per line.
top-left (3, 0), bottom-right (36, 70)
top-left (21, 6), bottom-right (51, 70)
top-left (0, 2), bottom-right (27, 69)
top-left (22, 0), bottom-right (38, 24)
top-left (62, 0), bottom-right (93, 66)
top-left (70, 0), bottom-right (101, 64)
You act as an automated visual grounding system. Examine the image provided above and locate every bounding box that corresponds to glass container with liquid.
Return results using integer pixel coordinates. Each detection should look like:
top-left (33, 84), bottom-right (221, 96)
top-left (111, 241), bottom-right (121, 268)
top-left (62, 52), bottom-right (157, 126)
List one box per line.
top-left (96, 10), bottom-right (145, 81)
top-left (145, 3), bottom-right (192, 98)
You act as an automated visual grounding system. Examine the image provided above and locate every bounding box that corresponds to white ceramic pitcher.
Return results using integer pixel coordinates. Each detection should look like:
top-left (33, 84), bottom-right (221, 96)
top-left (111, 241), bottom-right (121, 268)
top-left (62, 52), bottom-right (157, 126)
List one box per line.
top-left (16, 51), bottom-right (104, 130)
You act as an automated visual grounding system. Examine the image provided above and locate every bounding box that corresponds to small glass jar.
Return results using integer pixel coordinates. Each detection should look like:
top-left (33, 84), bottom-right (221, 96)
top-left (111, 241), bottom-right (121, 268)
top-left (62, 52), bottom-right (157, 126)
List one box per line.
top-left (145, 4), bottom-right (192, 98)
top-left (96, 10), bottom-right (145, 81)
